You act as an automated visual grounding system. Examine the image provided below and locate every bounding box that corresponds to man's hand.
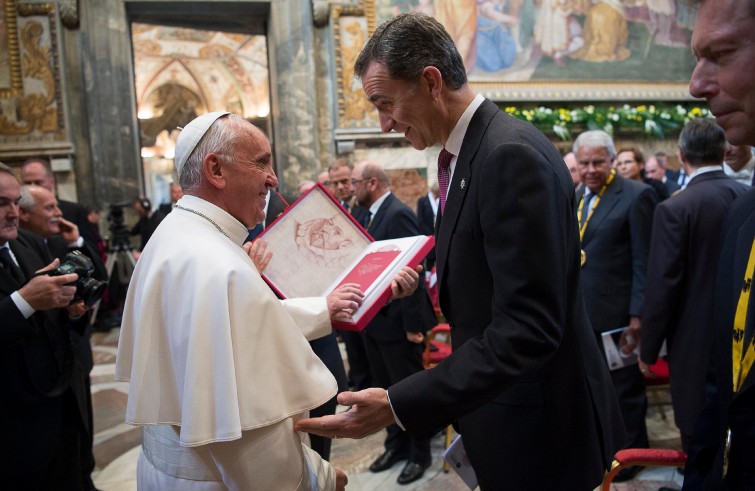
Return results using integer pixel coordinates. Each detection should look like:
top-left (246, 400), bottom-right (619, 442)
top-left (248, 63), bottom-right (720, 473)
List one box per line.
top-left (66, 299), bottom-right (88, 319)
top-left (620, 315), bottom-right (642, 355)
top-left (638, 359), bottom-right (657, 379)
top-left (335, 468), bottom-right (348, 491)
top-left (244, 239), bottom-right (272, 274)
top-left (17, 259), bottom-right (78, 310)
top-left (295, 388), bottom-right (395, 439)
top-left (406, 331), bottom-right (424, 344)
top-left (327, 284), bottom-right (364, 321)
top-left (390, 265), bottom-right (421, 300)
top-left (58, 217), bottom-right (80, 244)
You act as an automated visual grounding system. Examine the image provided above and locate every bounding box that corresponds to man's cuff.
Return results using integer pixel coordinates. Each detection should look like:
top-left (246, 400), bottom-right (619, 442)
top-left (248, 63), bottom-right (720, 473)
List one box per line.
top-left (386, 389), bottom-right (405, 431)
top-left (11, 291), bottom-right (35, 318)
top-left (68, 236), bottom-right (84, 248)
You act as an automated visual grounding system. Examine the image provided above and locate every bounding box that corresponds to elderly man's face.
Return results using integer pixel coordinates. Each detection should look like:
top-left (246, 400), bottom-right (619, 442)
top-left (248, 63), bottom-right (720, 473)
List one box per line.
top-left (690, 0), bottom-right (755, 146)
top-left (0, 173), bottom-right (20, 243)
top-left (20, 186), bottom-right (62, 238)
top-left (577, 145), bottom-right (613, 193)
top-left (361, 62), bottom-right (438, 150)
top-left (226, 125), bottom-right (278, 228)
top-left (21, 162), bottom-right (55, 191)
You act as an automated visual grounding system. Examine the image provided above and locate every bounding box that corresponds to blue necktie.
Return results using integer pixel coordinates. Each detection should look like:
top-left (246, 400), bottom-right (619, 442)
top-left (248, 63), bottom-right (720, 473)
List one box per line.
top-left (0, 246), bottom-right (25, 285)
top-left (246, 224), bottom-right (264, 242)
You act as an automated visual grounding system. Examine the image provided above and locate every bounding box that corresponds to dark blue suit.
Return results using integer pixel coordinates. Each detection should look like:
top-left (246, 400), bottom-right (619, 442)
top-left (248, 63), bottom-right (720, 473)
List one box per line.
top-left (388, 100), bottom-right (625, 489)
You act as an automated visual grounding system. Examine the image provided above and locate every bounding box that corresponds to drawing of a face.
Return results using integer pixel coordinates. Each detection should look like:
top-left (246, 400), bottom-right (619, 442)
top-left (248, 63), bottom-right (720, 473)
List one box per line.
top-left (295, 217), bottom-right (356, 267)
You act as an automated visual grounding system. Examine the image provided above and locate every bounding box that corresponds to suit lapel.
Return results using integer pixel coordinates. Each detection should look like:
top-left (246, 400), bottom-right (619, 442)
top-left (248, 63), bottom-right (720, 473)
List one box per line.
top-left (581, 177), bottom-right (623, 245)
top-left (367, 193), bottom-right (393, 238)
top-left (436, 100), bottom-right (497, 292)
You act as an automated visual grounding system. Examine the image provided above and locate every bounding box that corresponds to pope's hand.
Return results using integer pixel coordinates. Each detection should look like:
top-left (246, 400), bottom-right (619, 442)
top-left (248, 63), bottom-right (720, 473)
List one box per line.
top-left (244, 239), bottom-right (272, 274)
top-left (327, 283), bottom-right (364, 321)
top-left (295, 388), bottom-right (395, 439)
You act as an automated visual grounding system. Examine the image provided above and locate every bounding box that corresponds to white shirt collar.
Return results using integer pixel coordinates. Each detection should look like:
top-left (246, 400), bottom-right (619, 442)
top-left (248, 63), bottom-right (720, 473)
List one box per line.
top-left (688, 165), bottom-right (723, 182)
top-left (444, 94), bottom-right (484, 180)
top-left (369, 190), bottom-right (391, 217)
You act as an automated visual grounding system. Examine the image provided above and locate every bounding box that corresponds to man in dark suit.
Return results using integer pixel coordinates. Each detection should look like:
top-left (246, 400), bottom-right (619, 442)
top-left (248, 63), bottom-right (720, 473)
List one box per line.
top-left (0, 163), bottom-right (91, 489)
top-left (575, 129), bottom-right (657, 481)
top-left (640, 119), bottom-right (749, 455)
top-left (297, 13), bottom-right (625, 490)
top-left (158, 183), bottom-right (184, 215)
top-left (352, 160), bottom-right (436, 484)
top-left (682, 1), bottom-right (755, 487)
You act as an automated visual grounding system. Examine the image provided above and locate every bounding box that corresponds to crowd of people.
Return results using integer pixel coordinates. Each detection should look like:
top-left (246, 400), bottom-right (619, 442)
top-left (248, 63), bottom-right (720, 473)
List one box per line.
top-left (3, 0), bottom-right (755, 489)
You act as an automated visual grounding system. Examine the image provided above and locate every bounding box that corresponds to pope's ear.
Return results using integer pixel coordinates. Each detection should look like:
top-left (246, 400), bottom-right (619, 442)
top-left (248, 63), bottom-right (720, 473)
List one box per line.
top-left (202, 153), bottom-right (227, 190)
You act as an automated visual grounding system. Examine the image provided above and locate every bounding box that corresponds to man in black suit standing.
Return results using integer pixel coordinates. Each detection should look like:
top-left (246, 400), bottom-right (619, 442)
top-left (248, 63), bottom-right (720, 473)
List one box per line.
top-left (297, 13), bottom-right (625, 490)
top-left (640, 118), bottom-right (748, 455)
top-left (352, 160), bottom-right (436, 485)
top-left (682, 1), bottom-right (755, 487)
top-left (575, 129), bottom-right (657, 481)
top-left (0, 163), bottom-right (90, 489)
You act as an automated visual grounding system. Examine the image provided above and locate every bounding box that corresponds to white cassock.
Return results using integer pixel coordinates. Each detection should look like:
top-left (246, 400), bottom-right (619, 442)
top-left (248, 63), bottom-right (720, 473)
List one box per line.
top-left (115, 195), bottom-right (338, 490)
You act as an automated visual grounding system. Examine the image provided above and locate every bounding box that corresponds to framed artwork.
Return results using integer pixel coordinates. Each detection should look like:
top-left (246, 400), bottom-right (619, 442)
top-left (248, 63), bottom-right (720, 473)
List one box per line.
top-left (335, 0), bottom-right (698, 129)
top-left (259, 183), bottom-right (373, 299)
top-left (0, 0), bottom-right (22, 98)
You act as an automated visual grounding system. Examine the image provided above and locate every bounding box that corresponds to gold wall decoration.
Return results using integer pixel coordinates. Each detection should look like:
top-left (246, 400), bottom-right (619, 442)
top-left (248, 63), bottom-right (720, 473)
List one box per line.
top-left (0, 2), bottom-right (69, 152)
top-left (0, 0), bottom-right (23, 98)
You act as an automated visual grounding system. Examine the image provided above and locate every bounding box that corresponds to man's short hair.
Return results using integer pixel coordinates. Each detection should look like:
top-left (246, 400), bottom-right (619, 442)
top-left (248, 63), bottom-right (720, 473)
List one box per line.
top-left (22, 158), bottom-right (53, 175)
top-left (354, 13), bottom-right (467, 90)
top-left (0, 162), bottom-right (14, 176)
top-left (678, 118), bottom-right (728, 165)
top-left (360, 161), bottom-right (390, 187)
top-left (572, 130), bottom-right (618, 160)
top-left (18, 185), bottom-right (37, 212)
top-left (328, 158), bottom-right (352, 174)
top-left (178, 114), bottom-right (246, 192)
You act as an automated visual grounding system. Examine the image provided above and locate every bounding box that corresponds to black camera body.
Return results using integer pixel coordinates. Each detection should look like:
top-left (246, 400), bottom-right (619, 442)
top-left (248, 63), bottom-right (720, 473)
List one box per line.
top-left (47, 251), bottom-right (107, 307)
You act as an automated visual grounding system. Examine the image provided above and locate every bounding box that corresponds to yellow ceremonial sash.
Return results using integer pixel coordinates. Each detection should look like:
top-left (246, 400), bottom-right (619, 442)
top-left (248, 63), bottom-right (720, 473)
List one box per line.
top-left (578, 168), bottom-right (616, 241)
top-left (732, 237), bottom-right (755, 393)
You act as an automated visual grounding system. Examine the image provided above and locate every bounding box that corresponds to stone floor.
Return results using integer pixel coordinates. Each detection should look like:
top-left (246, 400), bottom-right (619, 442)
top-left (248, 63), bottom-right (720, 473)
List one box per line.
top-left (90, 328), bottom-right (685, 490)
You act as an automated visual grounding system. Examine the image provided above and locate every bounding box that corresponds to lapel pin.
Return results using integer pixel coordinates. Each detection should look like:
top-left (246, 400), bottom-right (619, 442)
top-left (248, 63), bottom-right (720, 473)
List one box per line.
top-left (460, 178), bottom-right (466, 189)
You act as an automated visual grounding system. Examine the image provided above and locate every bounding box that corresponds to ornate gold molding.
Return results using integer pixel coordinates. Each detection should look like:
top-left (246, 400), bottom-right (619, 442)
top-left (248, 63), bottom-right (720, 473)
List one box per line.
top-left (1, 0), bottom-right (23, 98)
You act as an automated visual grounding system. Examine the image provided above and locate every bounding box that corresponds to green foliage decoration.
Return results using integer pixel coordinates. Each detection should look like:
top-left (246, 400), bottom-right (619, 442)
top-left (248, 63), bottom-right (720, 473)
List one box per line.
top-left (502, 103), bottom-right (711, 140)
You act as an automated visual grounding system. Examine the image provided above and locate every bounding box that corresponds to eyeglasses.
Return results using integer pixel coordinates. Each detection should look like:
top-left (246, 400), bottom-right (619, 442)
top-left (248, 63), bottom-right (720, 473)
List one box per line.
top-left (351, 178), bottom-right (367, 186)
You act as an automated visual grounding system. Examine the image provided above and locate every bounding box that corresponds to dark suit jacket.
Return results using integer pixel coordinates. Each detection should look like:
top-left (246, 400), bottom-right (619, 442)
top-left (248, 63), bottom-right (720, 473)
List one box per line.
top-left (578, 175), bottom-right (657, 333)
top-left (265, 191), bottom-right (291, 228)
top-left (364, 193), bottom-right (436, 342)
top-left (388, 99), bottom-right (625, 489)
top-left (641, 171), bottom-right (748, 437)
top-left (684, 188), bottom-right (755, 490)
top-left (416, 194), bottom-right (437, 270)
top-left (0, 235), bottom-right (86, 483)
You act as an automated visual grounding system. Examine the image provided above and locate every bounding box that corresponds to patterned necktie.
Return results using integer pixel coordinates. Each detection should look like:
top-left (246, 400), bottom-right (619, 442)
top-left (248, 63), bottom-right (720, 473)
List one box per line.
top-left (580, 192), bottom-right (596, 227)
top-left (438, 148), bottom-right (453, 215)
top-left (0, 246), bottom-right (25, 285)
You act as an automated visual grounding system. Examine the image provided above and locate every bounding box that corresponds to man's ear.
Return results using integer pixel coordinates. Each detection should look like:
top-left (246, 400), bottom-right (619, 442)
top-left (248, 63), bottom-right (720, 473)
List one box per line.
top-left (18, 207), bottom-right (29, 224)
top-left (202, 153), bottom-right (227, 190)
top-left (421, 66), bottom-right (444, 99)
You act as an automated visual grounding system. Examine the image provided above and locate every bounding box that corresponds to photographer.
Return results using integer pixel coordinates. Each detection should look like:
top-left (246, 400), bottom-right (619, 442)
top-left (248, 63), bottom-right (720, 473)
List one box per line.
top-left (17, 183), bottom-right (105, 490)
top-left (0, 163), bottom-right (95, 490)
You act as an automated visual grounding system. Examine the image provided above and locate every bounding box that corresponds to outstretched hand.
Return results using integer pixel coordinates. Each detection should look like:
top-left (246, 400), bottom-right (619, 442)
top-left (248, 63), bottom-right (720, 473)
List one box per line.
top-left (295, 388), bottom-right (396, 439)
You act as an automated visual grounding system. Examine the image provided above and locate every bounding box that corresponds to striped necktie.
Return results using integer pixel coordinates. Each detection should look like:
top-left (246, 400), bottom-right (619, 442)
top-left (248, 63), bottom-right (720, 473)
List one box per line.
top-left (438, 149), bottom-right (453, 215)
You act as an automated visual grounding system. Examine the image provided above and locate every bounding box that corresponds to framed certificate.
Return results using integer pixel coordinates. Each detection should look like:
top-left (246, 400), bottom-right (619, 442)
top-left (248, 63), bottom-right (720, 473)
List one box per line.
top-left (259, 183), bottom-right (433, 330)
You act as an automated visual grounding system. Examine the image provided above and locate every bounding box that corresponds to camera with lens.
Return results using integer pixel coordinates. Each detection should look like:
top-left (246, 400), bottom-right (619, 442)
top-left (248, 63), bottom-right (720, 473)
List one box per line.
top-left (47, 250), bottom-right (107, 307)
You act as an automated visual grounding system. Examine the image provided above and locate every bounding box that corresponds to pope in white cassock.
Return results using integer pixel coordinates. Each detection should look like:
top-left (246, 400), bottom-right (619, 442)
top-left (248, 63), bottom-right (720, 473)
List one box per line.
top-left (115, 112), bottom-right (420, 490)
